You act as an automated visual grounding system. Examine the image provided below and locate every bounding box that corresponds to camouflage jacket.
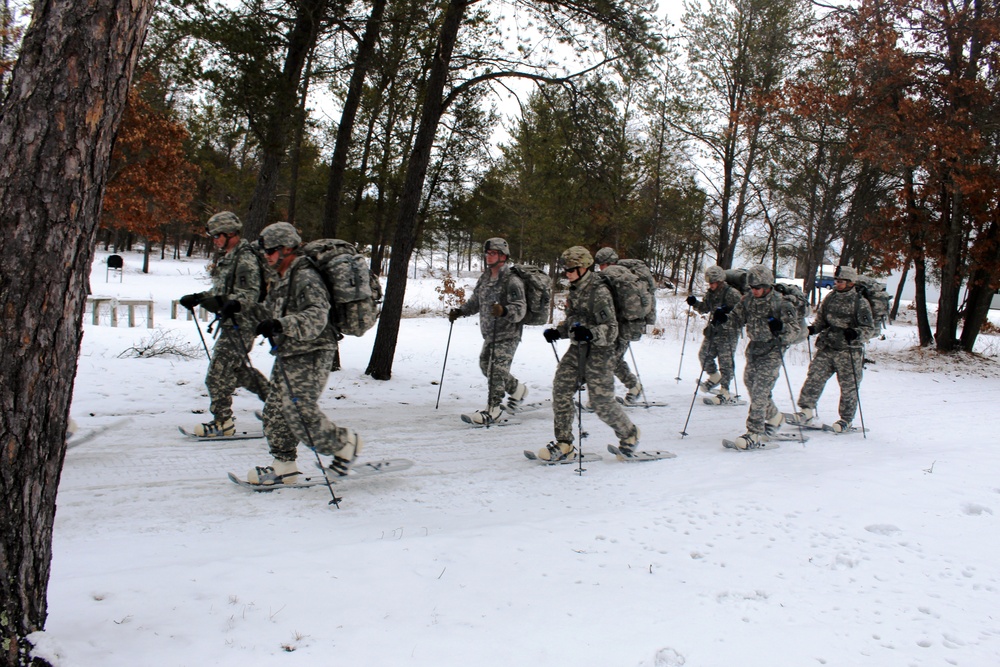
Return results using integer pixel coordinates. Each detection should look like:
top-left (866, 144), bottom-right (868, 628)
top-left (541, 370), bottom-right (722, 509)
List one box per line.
top-left (730, 288), bottom-right (803, 356)
top-left (811, 287), bottom-right (875, 351)
top-left (459, 263), bottom-right (527, 341)
top-left (209, 239), bottom-right (269, 330)
top-left (555, 269), bottom-right (618, 348)
top-left (244, 255), bottom-right (338, 357)
top-left (694, 283), bottom-right (742, 337)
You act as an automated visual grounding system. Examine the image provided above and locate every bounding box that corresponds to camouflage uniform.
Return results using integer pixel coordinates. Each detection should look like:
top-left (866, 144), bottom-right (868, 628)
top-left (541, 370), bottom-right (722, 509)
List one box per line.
top-left (551, 269), bottom-right (636, 445)
top-left (205, 239), bottom-right (269, 423)
top-left (729, 279), bottom-right (803, 437)
top-left (797, 286), bottom-right (874, 423)
top-left (693, 283), bottom-right (743, 391)
top-left (458, 264), bottom-right (527, 410)
top-left (244, 255), bottom-right (346, 463)
top-left (599, 263), bottom-right (644, 391)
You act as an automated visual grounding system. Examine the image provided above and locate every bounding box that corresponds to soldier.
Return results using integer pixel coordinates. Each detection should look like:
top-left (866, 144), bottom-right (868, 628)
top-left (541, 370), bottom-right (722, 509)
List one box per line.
top-left (686, 265), bottom-right (743, 405)
top-left (223, 222), bottom-right (362, 485)
top-left (538, 246), bottom-right (639, 460)
top-left (789, 266), bottom-right (874, 432)
top-left (178, 211), bottom-right (270, 437)
top-left (726, 265), bottom-right (803, 449)
top-left (448, 238), bottom-right (529, 425)
top-left (594, 247), bottom-right (648, 405)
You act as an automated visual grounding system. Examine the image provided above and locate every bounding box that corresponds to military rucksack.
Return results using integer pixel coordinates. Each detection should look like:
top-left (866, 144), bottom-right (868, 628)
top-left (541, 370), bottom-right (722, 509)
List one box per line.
top-left (772, 282), bottom-right (810, 345)
top-left (725, 268), bottom-right (750, 294)
top-left (854, 276), bottom-right (892, 333)
top-left (506, 264), bottom-right (552, 326)
top-left (596, 268), bottom-right (649, 342)
top-left (617, 258), bottom-right (658, 325)
top-left (297, 239), bottom-right (383, 337)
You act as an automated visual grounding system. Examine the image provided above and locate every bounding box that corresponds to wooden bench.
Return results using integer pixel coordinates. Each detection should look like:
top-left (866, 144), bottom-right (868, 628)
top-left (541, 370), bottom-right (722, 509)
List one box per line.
top-left (86, 297), bottom-right (154, 328)
top-left (169, 300), bottom-right (212, 322)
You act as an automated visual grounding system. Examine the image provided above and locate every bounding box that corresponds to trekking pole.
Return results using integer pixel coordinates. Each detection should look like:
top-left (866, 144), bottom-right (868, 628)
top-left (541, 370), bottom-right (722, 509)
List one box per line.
top-left (266, 336), bottom-right (342, 508)
top-left (435, 320), bottom-right (454, 409)
top-left (679, 368), bottom-right (705, 438)
top-left (729, 337), bottom-right (743, 402)
top-left (848, 346), bottom-right (867, 439)
top-left (550, 341), bottom-right (560, 362)
top-left (626, 342), bottom-right (650, 408)
top-left (575, 339), bottom-right (588, 476)
top-left (778, 350), bottom-right (806, 445)
top-left (675, 306), bottom-right (692, 382)
top-left (484, 313), bottom-right (498, 429)
top-left (191, 310), bottom-right (212, 360)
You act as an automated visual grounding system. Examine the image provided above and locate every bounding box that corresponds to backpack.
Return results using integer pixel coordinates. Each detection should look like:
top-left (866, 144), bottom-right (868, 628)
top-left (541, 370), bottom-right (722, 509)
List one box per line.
top-left (596, 269), bottom-right (648, 342)
top-left (507, 264), bottom-right (552, 326)
top-left (617, 258), bottom-right (657, 325)
top-left (772, 282), bottom-right (810, 345)
top-left (725, 268), bottom-right (749, 294)
top-left (298, 239), bottom-right (383, 337)
top-left (854, 276), bottom-right (892, 333)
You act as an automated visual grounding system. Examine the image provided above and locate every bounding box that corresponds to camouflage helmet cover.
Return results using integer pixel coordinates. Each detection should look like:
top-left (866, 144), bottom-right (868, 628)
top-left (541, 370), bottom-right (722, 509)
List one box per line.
top-left (561, 246), bottom-right (594, 270)
top-left (258, 222), bottom-right (302, 250)
top-left (483, 237), bottom-right (511, 257)
top-left (835, 265), bottom-right (858, 282)
top-left (705, 265), bottom-right (726, 283)
top-left (746, 264), bottom-right (774, 287)
top-left (206, 211), bottom-right (243, 235)
top-left (594, 247), bottom-right (619, 265)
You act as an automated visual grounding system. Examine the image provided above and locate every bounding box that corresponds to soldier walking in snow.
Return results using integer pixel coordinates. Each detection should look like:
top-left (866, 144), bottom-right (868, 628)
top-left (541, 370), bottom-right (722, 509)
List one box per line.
top-left (788, 266), bottom-right (874, 433)
top-left (594, 247), bottom-right (650, 405)
top-left (220, 222), bottom-right (363, 485)
top-left (687, 265), bottom-right (743, 405)
top-left (725, 265), bottom-right (802, 449)
top-left (538, 246), bottom-right (639, 461)
top-left (178, 211), bottom-right (270, 437)
top-left (448, 238), bottom-right (529, 425)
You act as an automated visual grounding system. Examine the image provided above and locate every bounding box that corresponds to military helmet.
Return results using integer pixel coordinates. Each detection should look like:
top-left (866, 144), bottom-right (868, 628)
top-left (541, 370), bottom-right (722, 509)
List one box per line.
top-left (483, 238), bottom-right (510, 257)
top-left (835, 265), bottom-right (858, 282)
top-left (206, 211), bottom-right (243, 235)
top-left (258, 222), bottom-right (302, 250)
top-left (561, 246), bottom-right (594, 270)
top-left (705, 265), bottom-right (726, 283)
top-left (594, 247), bottom-right (619, 265)
top-left (746, 265), bottom-right (774, 288)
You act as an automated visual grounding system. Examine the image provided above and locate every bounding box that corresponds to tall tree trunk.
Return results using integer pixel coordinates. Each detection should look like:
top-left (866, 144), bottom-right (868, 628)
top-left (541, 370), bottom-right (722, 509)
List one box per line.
top-left (243, 0), bottom-right (327, 240)
top-left (0, 0), bottom-right (154, 662)
top-left (322, 0), bottom-right (387, 238)
top-left (935, 183), bottom-right (964, 352)
top-left (366, 0), bottom-right (468, 380)
top-left (890, 259), bottom-right (908, 322)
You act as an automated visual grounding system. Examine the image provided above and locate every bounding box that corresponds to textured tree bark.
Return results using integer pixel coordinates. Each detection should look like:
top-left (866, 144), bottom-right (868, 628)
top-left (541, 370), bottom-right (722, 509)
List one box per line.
top-left (0, 0), bottom-right (154, 663)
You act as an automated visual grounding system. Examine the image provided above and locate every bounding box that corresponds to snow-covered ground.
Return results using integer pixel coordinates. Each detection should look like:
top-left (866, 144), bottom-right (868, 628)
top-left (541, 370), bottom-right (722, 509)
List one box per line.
top-left (31, 249), bottom-right (1000, 666)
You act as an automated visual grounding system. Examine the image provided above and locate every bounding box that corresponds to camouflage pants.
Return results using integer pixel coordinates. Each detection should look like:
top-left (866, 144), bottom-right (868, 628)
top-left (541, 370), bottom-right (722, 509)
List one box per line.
top-left (744, 346), bottom-right (782, 435)
top-left (698, 332), bottom-right (738, 390)
top-left (261, 349), bottom-right (349, 462)
top-left (798, 346), bottom-right (864, 423)
top-left (553, 343), bottom-right (635, 444)
top-left (479, 336), bottom-right (522, 409)
top-left (206, 328), bottom-right (269, 423)
top-left (612, 339), bottom-right (639, 390)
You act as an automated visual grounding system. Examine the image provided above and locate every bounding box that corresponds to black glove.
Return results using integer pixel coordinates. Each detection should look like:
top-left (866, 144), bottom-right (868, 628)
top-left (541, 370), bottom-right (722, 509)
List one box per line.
top-left (255, 319), bottom-right (283, 339)
top-left (219, 300), bottom-right (241, 320)
top-left (198, 296), bottom-right (228, 314)
top-left (571, 324), bottom-right (593, 342)
top-left (179, 292), bottom-right (205, 310)
top-left (543, 328), bottom-right (561, 343)
top-left (686, 295), bottom-right (698, 307)
top-left (844, 327), bottom-right (859, 342)
top-left (768, 317), bottom-right (783, 335)
top-left (448, 308), bottom-right (462, 323)
top-left (491, 303), bottom-right (506, 317)
top-left (711, 308), bottom-right (728, 325)
top-left (807, 324), bottom-right (819, 336)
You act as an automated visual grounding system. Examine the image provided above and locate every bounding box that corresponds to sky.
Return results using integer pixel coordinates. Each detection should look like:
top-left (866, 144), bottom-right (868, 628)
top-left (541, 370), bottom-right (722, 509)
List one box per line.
top-left (26, 249), bottom-right (1000, 666)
